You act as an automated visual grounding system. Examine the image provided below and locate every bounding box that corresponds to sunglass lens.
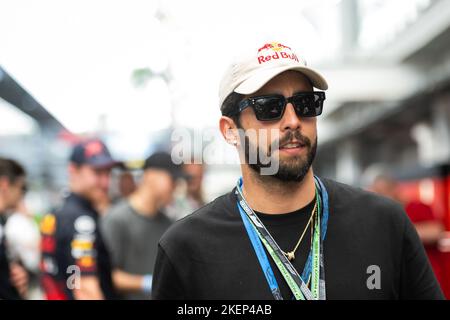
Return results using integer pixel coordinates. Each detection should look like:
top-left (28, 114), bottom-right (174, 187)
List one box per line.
top-left (292, 93), bottom-right (323, 117)
top-left (253, 97), bottom-right (284, 121)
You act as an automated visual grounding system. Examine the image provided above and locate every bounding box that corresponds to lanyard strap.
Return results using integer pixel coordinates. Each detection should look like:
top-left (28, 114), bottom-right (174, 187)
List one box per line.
top-left (238, 202), bottom-right (306, 300)
top-left (238, 203), bottom-right (283, 300)
top-left (302, 177), bottom-right (329, 296)
top-left (236, 176), bottom-right (329, 300)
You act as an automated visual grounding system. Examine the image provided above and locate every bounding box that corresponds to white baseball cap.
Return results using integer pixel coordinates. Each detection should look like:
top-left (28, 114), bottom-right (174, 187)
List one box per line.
top-left (219, 41), bottom-right (328, 108)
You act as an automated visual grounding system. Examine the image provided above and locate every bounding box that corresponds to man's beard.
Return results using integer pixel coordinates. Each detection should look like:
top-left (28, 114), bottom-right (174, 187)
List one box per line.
top-left (243, 130), bottom-right (317, 183)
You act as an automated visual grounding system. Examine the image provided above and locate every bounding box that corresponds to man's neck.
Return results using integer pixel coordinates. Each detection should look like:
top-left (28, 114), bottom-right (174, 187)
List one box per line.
top-left (128, 187), bottom-right (159, 217)
top-left (70, 191), bottom-right (93, 208)
top-left (241, 168), bottom-right (316, 214)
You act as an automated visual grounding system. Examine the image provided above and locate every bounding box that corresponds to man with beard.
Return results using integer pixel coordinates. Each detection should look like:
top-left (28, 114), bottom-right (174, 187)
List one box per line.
top-left (152, 42), bottom-right (443, 300)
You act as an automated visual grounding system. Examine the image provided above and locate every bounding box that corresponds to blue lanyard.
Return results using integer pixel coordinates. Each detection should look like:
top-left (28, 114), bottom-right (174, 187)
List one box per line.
top-left (237, 203), bottom-right (283, 299)
top-left (237, 176), bottom-right (329, 300)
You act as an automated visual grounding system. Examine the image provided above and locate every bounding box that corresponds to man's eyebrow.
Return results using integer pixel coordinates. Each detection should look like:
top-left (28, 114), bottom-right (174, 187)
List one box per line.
top-left (247, 92), bottom-right (283, 98)
top-left (293, 89), bottom-right (314, 95)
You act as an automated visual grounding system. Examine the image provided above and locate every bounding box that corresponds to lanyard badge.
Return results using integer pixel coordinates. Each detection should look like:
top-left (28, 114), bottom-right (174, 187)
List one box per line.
top-left (236, 176), bottom-right (329, 300)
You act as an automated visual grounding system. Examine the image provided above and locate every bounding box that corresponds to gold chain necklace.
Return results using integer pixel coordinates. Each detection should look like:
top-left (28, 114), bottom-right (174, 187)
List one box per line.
top-left (282, 200), bottom-right (317, 261)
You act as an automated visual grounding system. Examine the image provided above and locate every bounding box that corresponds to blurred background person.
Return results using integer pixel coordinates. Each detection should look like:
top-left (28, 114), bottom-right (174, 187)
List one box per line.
top-left (4, 200), bottom-right (42, 299)
top-left (0, 158), bottom-right (29, 300)
top-left (369, 174), bottom-right (402, 202)
top-left (368, 173), bottom-right (445, 287)
top-left (166, 162), bottom-right (205, 221)
top-left (101, 152), bottom-right (183, 299)
top-left (107, 167), bottom-right (137, 206)
top-left (40, 139), bottom-right (119, 300)
top-left (439, 232), bottom-right (450, 253)
top-left (118, 170), bottom-right (136, 200)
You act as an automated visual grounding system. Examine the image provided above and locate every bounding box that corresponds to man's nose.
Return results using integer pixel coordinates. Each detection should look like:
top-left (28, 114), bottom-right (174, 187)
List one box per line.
top-left (280, 103), bottom-right (301, 131)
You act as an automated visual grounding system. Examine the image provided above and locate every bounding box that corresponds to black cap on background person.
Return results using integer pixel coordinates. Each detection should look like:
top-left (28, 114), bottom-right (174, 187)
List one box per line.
top-left (143, 152), bottom-right (186, 180)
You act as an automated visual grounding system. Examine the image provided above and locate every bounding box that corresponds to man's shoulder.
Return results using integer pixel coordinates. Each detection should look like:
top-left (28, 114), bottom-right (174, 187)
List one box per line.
top-left (159, 191), bottom-right (235, 249)
top-left (321, 177), bottom-right (407, 222)
top-left (103, 199), bottom-right (132, 222)
top-left (322, 177), bottom-right (400, 205)
top-left (53, 198), bottom-right (97, 236)
top-left (55, 196), bottom-right (94, 218)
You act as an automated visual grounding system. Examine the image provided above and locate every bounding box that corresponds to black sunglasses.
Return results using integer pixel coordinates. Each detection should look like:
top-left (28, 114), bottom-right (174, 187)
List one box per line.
top-left (235, 91), bottom-right (325, 121)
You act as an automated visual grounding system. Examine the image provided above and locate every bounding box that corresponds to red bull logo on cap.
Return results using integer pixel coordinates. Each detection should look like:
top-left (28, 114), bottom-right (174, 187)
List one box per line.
top-left (257, 42), bottom-right (299, 65)
top-left (84, 141), bottom-right (104, 158)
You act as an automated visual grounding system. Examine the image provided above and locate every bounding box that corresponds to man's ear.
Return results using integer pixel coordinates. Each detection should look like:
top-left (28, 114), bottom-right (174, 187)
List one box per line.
top-left (219, 116), bottom-right (238, 146)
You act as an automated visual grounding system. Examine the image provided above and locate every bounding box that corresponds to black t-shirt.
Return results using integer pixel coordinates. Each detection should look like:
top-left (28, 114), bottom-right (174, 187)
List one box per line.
top-left (0, 217), bottom-right (21, 300)
top-left (152, 178), bottom-right (444, 300)
top-left (40, 193), bottom-right (116, 300)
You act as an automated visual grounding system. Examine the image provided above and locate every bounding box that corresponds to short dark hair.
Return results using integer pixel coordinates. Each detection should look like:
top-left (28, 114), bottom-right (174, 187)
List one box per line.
top-left (0, 158), bottom-right (26, 183)
top-left (220, 92), bottom-right (245, 128)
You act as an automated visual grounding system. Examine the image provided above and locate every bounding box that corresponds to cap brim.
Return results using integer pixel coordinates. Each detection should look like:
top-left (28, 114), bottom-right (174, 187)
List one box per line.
top-left (171, 170), bottom-right (189, 180)
top-left (88, 157), bottom-right (122, 169)
top-left (234, 65), bottom-right (328, 96)
top-left (145, 165), bottom-right (188, 180)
